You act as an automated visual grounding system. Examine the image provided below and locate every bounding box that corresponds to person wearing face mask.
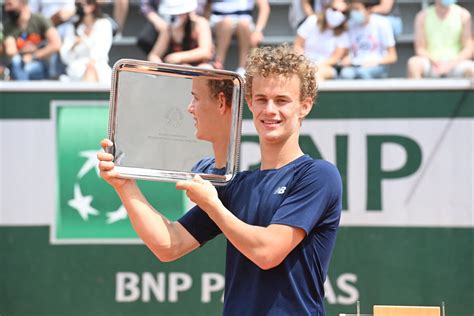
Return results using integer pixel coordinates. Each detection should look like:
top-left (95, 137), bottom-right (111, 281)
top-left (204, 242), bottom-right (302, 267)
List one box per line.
top-left (59, 0), bottom-right (113, 83)
top-left (3, 0), bottom-right (61, 80)
top-left (339, 0), bottom-right (397, 79)
top-left (147, 0), bottom-right (214, 68)
top-left (407, 0), bottom-right (473, 79)
top-left (294, 0), bottom-right (349, 81)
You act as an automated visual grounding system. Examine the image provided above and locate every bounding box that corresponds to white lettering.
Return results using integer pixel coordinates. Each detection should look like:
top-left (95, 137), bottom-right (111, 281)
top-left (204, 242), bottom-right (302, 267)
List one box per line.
top-left (201, 273), bottom-right (225, 303)
top-left (142, 272), bottom-right (165, 302)
top-left (324, 277), bottom-right (337, 304)
top-left (168, 272), bottom-right (192, 302)
top-left (116, 272), bottom-right (140, 302)
top-left (336, 273), bottom-right (359, 305)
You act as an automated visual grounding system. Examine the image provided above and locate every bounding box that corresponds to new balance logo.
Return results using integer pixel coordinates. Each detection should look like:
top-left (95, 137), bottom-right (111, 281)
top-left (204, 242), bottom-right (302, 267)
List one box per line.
top-left (274, 186), bottom-right (286, 195)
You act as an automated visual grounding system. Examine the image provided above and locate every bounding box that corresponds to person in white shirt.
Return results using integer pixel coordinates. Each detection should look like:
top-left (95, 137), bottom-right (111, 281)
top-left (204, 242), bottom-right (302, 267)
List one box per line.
top-left (59, 0), bottom-right (112, 83)
top-left (294, 0), bottom-right (349, 80)
top-left (339, 0), bottom-right (397, 79)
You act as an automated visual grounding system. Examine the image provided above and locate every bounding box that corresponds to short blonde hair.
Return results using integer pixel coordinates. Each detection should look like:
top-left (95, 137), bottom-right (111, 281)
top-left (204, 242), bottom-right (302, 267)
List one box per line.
top-left (244, 44), bottom-right (318, 102)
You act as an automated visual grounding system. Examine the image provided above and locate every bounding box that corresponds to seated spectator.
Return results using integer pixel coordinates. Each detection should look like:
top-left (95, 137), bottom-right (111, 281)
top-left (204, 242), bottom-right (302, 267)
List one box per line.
top-left (3, 0), bottom-right (61, 80)
top-left (149, 0), bottom-right (214, 68)
top-left (29, 0), bottom-right (76, 78)
top-left (59, 0), bottom-right (113, 83)
top-left (294, 0), bottom-right (349, 81)
top-left (210, 0), bottom-right (270, 74)
top-left (407, 0), bottom-right (473, 79)
top-left (368, 0), bottom-right (402, 37)
top-left (138, 0), bottom-right (169, 59)
top-left (339, 0), bottom-right (397, 79)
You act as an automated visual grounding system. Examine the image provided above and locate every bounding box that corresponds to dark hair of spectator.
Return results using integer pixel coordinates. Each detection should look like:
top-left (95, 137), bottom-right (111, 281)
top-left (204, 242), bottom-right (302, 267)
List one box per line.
top-left (74, 0), bottom-right (104, 29)
top-left (350, 0), bottom-right (380, 9)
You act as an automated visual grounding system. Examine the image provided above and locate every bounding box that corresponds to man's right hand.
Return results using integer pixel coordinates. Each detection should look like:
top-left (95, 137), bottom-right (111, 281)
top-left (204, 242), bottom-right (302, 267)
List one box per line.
top-left (98, 139), bottom-right (134, 190)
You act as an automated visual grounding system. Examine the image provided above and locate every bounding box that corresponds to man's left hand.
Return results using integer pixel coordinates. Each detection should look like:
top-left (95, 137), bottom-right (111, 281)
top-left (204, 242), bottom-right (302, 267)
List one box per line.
top-left (176, 175), bottom-right (221, 212)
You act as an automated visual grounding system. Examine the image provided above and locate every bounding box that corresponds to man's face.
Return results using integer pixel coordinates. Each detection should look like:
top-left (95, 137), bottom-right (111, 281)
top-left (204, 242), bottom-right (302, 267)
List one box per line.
top-left (187, 78), bottom-right (223, 142)
top-left (247, 74), bottom-right (312, 145)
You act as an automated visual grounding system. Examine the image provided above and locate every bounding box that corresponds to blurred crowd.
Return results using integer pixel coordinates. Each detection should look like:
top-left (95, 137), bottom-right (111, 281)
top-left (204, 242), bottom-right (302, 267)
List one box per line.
top-left (0, 0), bottom-right (472, 82)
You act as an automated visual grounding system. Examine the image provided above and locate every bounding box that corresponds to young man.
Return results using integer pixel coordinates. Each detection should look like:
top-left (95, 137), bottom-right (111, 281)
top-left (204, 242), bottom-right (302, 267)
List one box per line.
top-left (98, 45), bottom-right (342, 315)
top-left (188, 77), bottom-right (234, 173)
top-left (407, 0), bottom-right (473, 79)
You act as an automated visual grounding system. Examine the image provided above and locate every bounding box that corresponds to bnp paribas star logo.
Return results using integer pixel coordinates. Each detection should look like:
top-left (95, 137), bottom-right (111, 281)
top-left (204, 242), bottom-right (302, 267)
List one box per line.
top-left (52, 102), bottom-right (186, 244)
top-left (68, 150), bottom-right (127, 224)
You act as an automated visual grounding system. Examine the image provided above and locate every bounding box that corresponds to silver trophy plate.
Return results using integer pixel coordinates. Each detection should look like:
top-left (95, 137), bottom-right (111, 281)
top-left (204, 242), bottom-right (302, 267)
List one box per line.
top-left (107, 59), bottom-right (244, 185)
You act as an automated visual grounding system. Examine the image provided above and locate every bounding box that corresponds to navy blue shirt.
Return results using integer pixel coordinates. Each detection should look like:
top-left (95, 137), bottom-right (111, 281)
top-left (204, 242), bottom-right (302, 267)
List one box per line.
top-left (179, 155), bottom-right (342, 315)
top-left (191, 157), bottom-right (226, 175)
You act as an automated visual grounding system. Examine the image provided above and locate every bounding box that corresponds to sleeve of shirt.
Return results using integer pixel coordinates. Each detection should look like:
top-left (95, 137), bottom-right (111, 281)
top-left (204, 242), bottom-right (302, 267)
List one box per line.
top-left (270, 160), bottom-right (342, 234)
top-left (88, 18), bottom-right (113, 61)
top-left (38, 14), bottom-right (53, 35)
top-left (178, 205), bottom-right (222, 245)
top-left (59, 23), bottom-right (76, 65)
top-left (296, 15), bottom-right (317, 39)
top-left (378, 15), bottom-right (395, 48)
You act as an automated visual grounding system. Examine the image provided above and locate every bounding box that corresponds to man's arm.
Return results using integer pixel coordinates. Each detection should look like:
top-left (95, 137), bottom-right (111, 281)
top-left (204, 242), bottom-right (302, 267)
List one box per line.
top-left (378, 46), bottom-right (397, 65)
top-left (4, 36), bottom-right (18, 57)
top-left (369, 0), bottom-right (395, 15)
top-left (177, 176), bottom-right (306, 270)
top-left (98, 140), bottom-right (200, 262)
top-left (301, 0), bottom-right (314, 17)
top-left (455, 8), bottom-right (472, 62)
top-left (33, 27), bottom-right (61, 60)
top-left (115, 182), bottom-right (200, 261)
top-left (413, 10), bottom-right (432, 60)
top-left (251, 0), bottom-right (270, 47)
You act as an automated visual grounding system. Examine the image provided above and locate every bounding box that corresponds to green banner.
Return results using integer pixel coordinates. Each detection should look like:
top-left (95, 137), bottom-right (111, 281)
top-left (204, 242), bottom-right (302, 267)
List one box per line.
top-left (1, 86), bottom-right (473, 315)
top-left (54, 104), bottom-right (186, 241)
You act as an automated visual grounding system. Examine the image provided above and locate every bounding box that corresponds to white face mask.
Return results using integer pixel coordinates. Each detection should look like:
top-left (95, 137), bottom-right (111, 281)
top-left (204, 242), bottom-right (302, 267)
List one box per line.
top-left (325, 8), bottom-right (346, 28)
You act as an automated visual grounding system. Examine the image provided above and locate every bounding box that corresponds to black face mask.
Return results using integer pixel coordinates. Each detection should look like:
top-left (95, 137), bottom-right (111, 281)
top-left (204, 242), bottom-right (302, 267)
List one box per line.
top-left (75, 3), bottom-right (85, 18)
top-left (6, 10), bottom-right (21, 23)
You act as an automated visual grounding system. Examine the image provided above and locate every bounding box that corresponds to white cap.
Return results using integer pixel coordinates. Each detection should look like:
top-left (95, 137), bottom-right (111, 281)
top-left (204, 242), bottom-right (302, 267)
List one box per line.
top-left (159, 0), bottom-right (198, 16)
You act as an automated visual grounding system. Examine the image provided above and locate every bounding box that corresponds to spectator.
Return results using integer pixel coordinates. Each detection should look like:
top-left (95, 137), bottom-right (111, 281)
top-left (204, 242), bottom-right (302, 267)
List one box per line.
top-left (150, 0), bottom-right (214, 68)
top-left (368, 0), bottom-right (402, 37)
top-left (138, 0), bottom-right (169, 60)
top-left (339, 0), bottom-right (397, 79)
top-left (407, 0), bottom-right (473, 79)
top-left (210, 0), bottom-right (270, 75)
top-left (29, 0), bottom-right (76, 78)
top-left (3, 0), bottom-right (61, 80)
top-left (59, 0), bottom-right (113, 83)
top-left (294, 0), bottom-right (349, 81)
top-left (113, 0), bottom-right (129, 38)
